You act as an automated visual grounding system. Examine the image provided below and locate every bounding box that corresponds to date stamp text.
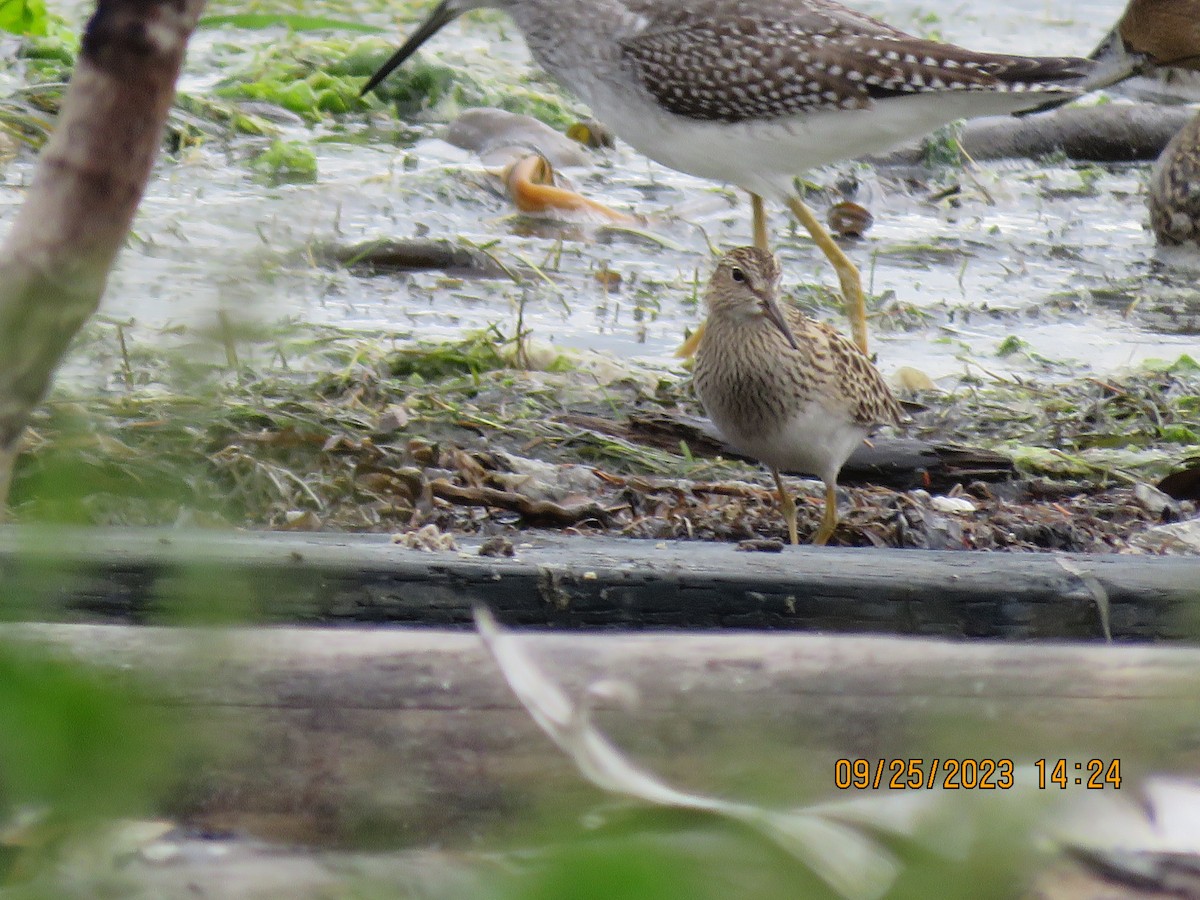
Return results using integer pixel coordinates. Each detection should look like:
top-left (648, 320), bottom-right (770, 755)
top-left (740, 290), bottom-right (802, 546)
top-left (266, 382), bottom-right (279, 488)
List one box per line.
top-left (834, 758), bottom-right (1121, 790)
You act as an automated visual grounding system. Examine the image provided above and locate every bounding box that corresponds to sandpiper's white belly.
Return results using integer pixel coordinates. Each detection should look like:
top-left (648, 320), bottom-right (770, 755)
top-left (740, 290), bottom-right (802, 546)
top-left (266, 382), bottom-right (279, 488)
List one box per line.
top-left (585, 88), bottom-right (1067, 198)
top-left (708, 399), bottom-right (869, 485)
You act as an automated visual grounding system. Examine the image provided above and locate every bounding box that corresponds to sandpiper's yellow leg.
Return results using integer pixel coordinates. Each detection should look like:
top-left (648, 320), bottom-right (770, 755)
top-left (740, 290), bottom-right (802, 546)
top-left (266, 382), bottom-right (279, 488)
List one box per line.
top-left (770, 467), bottom-right (799, 546)
top-left (813, 482), bottom-right (839, 546)
top-left (784, 196), bottom-right (869, 357)
top-left (750, 193), bottom-right (769, 251)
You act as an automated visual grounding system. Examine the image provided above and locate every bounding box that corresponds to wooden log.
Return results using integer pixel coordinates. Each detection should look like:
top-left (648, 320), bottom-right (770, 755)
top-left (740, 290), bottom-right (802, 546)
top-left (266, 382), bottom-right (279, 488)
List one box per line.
top-left (3, 527), bottom-right (1198, 640)
top-left (867, 103), bottom-right (1197, 166)
top-left (11, 623), bottom-right (1200, 846)
top-left (560, 411), bottom-right (1017, 491)
top-left (311, 238), bottom-right (517, 277)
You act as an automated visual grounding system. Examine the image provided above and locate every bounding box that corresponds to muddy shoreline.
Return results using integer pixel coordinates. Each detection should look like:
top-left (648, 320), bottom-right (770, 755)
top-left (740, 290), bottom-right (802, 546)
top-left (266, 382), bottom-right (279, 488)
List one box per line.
top-left (12, 324), bottom-right (1197, 553)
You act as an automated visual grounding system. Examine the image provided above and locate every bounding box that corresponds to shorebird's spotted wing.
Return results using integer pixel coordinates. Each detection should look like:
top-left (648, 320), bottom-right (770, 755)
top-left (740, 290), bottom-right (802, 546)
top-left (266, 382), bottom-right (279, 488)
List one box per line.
top-left (803, 315), bottom-right (905, 427)
top-left (1150, 114), bottom-right (1200, 245)
top-left (619, 2), bottom-right (1090, 123)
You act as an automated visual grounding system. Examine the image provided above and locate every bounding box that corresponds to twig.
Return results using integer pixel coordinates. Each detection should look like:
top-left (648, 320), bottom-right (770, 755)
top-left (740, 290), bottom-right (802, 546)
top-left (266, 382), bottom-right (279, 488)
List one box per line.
top-left (431, 479), bottom-right (615, 526)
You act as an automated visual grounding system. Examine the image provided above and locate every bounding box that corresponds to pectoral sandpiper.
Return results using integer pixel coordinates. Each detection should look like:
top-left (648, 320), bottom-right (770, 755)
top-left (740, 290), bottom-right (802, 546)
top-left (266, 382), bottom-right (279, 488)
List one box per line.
top-left (692, 247), bottom-right (902, 546)
top-left (361, 0), bottom-right (1094, 355)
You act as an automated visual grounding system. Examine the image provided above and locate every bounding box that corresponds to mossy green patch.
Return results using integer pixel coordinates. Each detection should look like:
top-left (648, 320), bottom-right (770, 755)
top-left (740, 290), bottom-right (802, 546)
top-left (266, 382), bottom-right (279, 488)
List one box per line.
top-left (252, 139), bottom-right (319, 182)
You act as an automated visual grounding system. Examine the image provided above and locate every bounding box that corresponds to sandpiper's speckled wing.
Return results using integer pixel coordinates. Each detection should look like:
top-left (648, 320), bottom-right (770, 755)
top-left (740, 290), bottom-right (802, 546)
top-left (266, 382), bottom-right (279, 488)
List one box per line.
top-left (796, 310), bottom-right (905, 427)
top-left (617, 0), bottom-right (1091, 123)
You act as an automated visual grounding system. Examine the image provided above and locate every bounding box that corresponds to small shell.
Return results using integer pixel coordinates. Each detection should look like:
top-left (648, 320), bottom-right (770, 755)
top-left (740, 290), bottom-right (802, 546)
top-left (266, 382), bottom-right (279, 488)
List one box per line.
top-left (566, 118), bottom-right (616, 149)
top-left (827, 200), bottom-right (874, 238)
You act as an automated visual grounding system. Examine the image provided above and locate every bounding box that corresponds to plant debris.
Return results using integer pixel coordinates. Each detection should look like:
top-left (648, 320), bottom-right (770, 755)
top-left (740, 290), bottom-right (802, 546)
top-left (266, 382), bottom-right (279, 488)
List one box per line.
top-left (10, 325), bottom-right (1198, 554)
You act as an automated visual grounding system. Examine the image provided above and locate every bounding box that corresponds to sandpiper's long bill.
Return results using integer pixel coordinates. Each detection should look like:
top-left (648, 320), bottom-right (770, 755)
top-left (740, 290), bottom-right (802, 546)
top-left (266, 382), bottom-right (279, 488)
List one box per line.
top-left (363, 0), bottom-right (1094, 355)
top-left (692, 246), bottom-right (903, 546)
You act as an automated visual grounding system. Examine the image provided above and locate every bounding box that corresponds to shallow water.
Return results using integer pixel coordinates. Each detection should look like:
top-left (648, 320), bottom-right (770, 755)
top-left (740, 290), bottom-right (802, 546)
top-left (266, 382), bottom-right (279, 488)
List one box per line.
top-left (2, 0), bottom-right (1198, 385)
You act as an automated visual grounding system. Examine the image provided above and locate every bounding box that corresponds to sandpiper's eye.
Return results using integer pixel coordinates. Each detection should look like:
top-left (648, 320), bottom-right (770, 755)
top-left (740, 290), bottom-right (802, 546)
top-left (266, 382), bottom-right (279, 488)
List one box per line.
top-left (730, 267), bottom-right (746, 283)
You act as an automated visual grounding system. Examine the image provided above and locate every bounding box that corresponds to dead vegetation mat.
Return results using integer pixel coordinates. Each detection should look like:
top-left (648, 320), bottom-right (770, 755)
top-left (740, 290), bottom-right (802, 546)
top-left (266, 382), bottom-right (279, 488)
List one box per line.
top-left (13, 327), bottom-right (1199, 553)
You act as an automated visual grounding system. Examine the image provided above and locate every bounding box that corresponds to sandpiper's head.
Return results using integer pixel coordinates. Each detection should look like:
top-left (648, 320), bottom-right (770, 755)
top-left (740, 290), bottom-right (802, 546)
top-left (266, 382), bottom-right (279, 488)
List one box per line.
top-left (706, 247), bottom-right (800, 350)
top-left (361, 0), bottom-right (508, 96)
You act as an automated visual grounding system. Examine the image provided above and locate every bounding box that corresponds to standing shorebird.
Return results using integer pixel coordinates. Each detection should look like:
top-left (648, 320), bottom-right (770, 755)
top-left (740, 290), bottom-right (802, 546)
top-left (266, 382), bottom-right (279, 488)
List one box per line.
top-left (1089, 0), bottom-right (1200, 247)
top-left (692, 247), bottom-right (902, 546)
top-left (361, 0), bottom-right (1094, 356)
top-left (1151, 114), bottom-right (1200, 246)
top-left (1086, 0), bottom-right (1200, 246)
top-left (1086, 0), bottom-right (1200, 89)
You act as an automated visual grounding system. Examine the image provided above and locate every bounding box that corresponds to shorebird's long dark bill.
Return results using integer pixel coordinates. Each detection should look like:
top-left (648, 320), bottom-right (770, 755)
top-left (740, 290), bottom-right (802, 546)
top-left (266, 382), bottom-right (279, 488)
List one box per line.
top-left (762, 298), bottom-right (801, 351)
top-left (360, 0), bottom-right (460, 96)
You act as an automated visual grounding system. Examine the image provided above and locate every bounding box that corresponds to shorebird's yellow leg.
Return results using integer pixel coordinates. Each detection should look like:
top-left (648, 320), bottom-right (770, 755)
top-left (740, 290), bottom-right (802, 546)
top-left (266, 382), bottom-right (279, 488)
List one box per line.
top-left (675, 321), bottom-right (705, 358)
top-left (784, 196), bottom-right (869, 357)
top-left (813, 482), bottom-right (839, 546)
top-left (750, 193), bottom-right (769, 251)
top-left (771, 468), bottom-right (799, 546)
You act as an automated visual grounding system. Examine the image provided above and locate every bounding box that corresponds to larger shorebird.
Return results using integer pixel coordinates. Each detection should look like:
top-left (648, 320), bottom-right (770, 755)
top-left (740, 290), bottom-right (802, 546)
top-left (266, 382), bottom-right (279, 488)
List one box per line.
top-left (362, 0), bottom-right (1093, 355)
top-left (1086, 0), bottom-right (1200, 89)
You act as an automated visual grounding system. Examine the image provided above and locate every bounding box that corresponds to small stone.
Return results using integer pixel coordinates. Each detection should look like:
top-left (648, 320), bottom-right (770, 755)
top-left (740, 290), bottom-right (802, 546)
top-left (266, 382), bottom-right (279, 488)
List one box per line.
top-left (445, 108), bottom-right (592, 168)
top-left (1131, 518), bottom-right (1200, 554)
top-left (737, 538), bottom-right (785, 552)
top-left (138, 841), bottom-right (182, 864)
top-left (567, 118), bottom-right (615, 149)
top-left (478, 535), bottom-right (515, 558)
top-left (827, 200), bottom-right (873, 237)
top-left (893, 365), bottom-right (937, 393)
top-left (376, 404), bottom-right (410, 433)
top-left (930, 495), bottom-right (977, 515)
top-left (393, 524), bottom-right (458, 551)
top-left (966, 481), bottom-right (993, 500)
top-left (282, 510), bottom-right (321, 531)
top-left (1134, 482), bottom-right (1177, 517)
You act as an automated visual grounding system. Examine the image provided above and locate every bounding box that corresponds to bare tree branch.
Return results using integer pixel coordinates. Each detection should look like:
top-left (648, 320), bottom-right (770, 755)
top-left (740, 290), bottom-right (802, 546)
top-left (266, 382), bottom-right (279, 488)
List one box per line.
top-left (0, 0), bottom-right (207, 510)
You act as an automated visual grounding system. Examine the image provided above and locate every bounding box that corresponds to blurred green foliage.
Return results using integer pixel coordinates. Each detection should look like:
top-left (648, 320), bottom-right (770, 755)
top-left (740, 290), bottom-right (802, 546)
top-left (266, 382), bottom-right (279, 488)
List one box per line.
top-left (0, 643), bottom-right (169, 822)
top-left (0, 0), bottom-right (48, 36)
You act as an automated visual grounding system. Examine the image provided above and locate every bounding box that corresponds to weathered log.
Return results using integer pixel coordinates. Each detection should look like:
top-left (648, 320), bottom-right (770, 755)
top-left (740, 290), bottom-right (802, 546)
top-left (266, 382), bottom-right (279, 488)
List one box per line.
top-left (560, 411), bottom-right (1017, 491)
top-left (868, 103), bottom-right (1196, 166)
top-left (28, 837), bottom-right (1183, 900)
top-left (10, 623), bottom-right (1200, 846)
top-left (4, 528), bottom-right (1199, 639)
top-left (311, 238), bottom-right (518, 277)
top-left (75, 839), bottom-right (490, 900)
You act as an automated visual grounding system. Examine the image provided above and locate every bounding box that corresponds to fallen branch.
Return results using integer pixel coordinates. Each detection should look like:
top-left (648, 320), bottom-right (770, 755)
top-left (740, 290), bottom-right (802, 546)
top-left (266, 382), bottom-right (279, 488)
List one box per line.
top-left (311, 238), bottom-right (517, 277)
top-left (430, 478), bottom-right (617, 526)
top-left (868, 103), bottom-right (1196, 166)
top-left (0, 0), bottom-right (208, 509)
